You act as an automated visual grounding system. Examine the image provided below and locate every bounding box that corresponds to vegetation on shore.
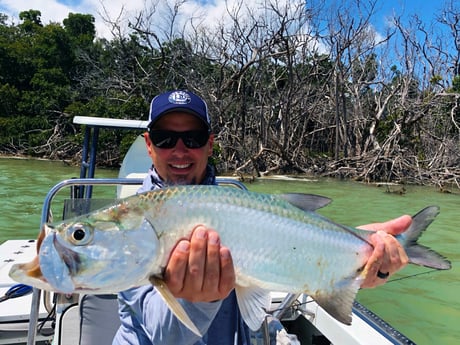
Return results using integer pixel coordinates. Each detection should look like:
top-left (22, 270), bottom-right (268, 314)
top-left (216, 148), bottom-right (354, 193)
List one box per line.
top-left (0, 2), bottom-right (458, 190)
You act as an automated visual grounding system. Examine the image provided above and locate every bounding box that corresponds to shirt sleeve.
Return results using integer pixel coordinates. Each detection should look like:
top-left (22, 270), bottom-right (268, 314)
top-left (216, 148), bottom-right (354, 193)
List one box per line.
top-left (113, 285), bottom-right (222, 345)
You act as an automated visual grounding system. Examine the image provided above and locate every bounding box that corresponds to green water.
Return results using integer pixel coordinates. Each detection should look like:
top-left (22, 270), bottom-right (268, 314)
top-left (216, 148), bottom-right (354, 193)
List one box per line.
top-left (1, 158), bottom-right (458, 344)
top-left (0, 158), bottom-right (119, 242)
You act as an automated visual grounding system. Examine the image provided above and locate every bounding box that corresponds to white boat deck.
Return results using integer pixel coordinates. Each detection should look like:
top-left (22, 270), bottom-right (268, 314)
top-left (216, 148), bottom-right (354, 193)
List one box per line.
top-left (1, 240), bottom-right (40, 322)
top-left (0, 240), bottom-right (54, 344)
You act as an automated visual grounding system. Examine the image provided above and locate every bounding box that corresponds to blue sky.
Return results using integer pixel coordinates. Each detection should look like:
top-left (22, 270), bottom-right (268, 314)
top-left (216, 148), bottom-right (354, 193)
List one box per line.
top-left (372, 1), bottom-right (447, 31)
top-left (0, 0), bottom-right (454, 39)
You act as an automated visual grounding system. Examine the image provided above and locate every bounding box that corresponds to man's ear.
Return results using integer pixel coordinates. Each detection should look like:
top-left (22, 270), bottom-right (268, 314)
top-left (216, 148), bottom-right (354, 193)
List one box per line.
top-left (207, 134), bottom-right (214, 156)
top-left (144, 132), bottom-right (154, 156)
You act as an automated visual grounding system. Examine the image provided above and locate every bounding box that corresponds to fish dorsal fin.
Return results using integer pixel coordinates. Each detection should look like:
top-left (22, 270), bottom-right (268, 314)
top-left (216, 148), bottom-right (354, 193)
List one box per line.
top-left (150, 276), bottom-right (201, 336)
top-left (311, 275), bottom-right (362, 325)
top-left (234, 284), bottom-right (272, 331)
top-left (278, 193), bottom-right (331, 211)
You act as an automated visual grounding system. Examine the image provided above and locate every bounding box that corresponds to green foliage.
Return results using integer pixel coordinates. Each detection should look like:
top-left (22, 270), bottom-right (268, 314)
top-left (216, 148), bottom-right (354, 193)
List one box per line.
top-left (452, 75), bottom-right (460, 92)
top-left (0, 84), bottom-right (20, 117)
top-left (0, 5), bottom-right (458, 185)
top-left (63, 13), bottom-right (95, 48)
top-left (0, 115), bottom-right (49, 153)
top-left (430, 75), bottom-right (443, 85)
top-left (19, 10), bottom-right (43, 32)
top-left (209, 142), bottom-right (222, 169)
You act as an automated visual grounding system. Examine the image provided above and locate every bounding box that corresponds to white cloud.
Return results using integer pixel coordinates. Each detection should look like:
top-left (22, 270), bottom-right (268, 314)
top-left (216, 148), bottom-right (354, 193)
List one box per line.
top-left (0, 0), bottom-right (146, 38)
top-left (0, 0), bottom-right (308, 40)
top-left (0, 0), bottom-right (81, 24)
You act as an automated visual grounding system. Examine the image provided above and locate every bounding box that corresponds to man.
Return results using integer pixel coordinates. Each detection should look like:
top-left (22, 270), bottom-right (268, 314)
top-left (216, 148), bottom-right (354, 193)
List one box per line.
top-left (112, 90), bottom-right (410, 344)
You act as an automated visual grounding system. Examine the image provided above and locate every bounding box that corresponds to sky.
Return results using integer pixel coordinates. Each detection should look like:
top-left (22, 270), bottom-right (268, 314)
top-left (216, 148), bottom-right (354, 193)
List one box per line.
top-left (0, 0), bottom-right (453, 39)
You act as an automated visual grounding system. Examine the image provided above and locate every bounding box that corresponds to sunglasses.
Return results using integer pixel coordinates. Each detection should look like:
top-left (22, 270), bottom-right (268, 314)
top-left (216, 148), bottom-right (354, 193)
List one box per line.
top-left (148, 129), bottom-right (210, 149)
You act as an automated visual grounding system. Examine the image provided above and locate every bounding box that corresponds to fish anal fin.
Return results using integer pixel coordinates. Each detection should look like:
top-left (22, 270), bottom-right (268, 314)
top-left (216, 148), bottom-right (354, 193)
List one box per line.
top-left (150, 276), bottom-right (202, 336)
top-left (311, 277), bottom-right (362, 325)
top-left (234, 284), bottom-right (272, 331)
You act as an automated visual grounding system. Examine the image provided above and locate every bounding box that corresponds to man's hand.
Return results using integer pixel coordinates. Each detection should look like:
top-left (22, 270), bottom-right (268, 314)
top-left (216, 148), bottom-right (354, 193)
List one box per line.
top-left (164, 226), bottom-right (235, 302)
top-left (359, 215), bottom-right (412, 288)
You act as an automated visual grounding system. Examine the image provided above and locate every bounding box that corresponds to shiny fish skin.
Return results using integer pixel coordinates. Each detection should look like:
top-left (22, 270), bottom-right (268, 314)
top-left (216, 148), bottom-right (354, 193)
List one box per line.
top-left (9, 185), bottom-right (451, 332)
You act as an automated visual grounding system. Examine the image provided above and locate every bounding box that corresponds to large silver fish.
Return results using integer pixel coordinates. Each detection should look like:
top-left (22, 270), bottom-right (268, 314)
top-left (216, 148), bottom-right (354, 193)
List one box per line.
top-left (9, 185), bottom-right (451, 335)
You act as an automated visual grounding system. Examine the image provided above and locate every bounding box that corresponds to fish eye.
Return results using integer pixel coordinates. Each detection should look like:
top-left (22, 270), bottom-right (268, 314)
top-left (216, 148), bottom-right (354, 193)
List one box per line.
top-left (67, 223), bottom-right (93, 245)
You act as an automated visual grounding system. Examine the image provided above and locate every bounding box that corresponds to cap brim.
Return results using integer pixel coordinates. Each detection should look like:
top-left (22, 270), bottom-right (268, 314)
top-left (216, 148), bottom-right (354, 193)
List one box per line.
top-left (148, 108), bottom-right (210, 129)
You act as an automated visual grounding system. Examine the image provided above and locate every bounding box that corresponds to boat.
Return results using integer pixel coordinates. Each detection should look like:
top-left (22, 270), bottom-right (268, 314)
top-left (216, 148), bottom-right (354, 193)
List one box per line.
top-left (0, 116), bottom-right (417, 345)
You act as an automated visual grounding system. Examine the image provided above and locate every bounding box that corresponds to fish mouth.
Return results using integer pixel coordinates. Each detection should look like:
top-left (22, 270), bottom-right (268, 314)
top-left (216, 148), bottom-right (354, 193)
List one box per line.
top-left (36, 225), bottom-right (80, 293)
top-left (23, 229), bottom-right (47, 278)
top-left (36, 225), bottom-right (81, 276)
top-left (52, 233), bottom-right (81, 275)
top-left (10, 226), bottom-right (86, 293)
top-left (7, 228), bottom-right (71, 291)
top-left (8, 230), bottom-right (46, 284)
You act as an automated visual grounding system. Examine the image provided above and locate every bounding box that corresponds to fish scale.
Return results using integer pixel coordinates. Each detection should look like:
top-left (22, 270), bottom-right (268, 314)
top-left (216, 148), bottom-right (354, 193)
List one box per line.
top-left (154, 190), bottom-right (368, 290)
top-left (9, 185), bottom-right (451, 335)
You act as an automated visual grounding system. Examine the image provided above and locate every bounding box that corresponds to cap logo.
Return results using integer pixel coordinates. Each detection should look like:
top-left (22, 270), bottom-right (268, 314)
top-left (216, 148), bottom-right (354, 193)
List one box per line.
top-left (168, 91), bottom-right (191, 105)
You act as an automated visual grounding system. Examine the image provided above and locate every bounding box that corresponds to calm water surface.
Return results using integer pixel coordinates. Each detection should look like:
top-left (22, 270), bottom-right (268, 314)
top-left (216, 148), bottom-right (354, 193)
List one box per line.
top-left (1, 158), bottom-right (458, 345)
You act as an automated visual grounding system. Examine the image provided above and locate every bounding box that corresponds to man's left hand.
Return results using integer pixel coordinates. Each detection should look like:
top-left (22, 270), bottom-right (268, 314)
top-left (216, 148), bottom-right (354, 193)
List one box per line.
top-left (358, 215), bottom-right (411, 288)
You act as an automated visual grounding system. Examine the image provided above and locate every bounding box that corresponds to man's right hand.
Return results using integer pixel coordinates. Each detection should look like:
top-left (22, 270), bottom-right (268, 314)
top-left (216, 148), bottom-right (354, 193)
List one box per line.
top-left (164, 226), bottom-right (235, 302)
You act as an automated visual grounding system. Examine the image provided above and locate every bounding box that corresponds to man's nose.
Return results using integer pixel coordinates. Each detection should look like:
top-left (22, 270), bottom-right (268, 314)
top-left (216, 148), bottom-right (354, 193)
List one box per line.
top-left (173, 138), bottom-right (188, 152)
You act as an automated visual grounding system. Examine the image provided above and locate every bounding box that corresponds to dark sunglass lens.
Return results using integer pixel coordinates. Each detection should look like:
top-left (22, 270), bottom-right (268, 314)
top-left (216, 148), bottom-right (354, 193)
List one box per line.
top-left (150, 131), bottom-right (178, 148)
top-left (182, 130), bottom-right (209, 148)
top-left (149, 130), bottom-right (209, 149)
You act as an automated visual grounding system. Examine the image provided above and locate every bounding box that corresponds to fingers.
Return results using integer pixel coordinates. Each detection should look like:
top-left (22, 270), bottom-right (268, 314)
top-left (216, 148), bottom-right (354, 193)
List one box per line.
top-left (358, 214), bottom-right (411, 288)
top-left (164, 226), bottom-right (235, 302)
top-left (219, 247), bottom-right (235, 295)
top-left (196, 230), bottom-right (221, 294)
top-left (361, 231), bottom-right (409, 288)
top-left (358, 215), bottom-right (412, 235)
top-left (184, 227), bottom-right (210, 293)
top-left (164, 240), bottom-right (190, 296)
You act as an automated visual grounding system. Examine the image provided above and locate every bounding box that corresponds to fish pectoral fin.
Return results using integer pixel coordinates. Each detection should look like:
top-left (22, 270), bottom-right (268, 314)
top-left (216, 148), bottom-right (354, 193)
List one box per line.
top-left (150, 276), bottom-right (202, 336)
top-left (311, 277), bottom-right (362, 325)
top-left (234, 284), bottom-right (272, 331)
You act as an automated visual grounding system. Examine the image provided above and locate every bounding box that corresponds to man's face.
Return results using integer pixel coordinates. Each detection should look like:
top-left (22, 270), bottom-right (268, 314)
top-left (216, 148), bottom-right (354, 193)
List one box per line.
top-left (145, 112), bottom-right (214, 185)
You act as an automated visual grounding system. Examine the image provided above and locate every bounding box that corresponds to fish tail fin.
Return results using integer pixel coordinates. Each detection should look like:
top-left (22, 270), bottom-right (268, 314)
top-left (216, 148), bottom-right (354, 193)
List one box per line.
top-left (313, 276), bottom-right (362, 325)
top-left (399, 206), bottom-right (451, 270)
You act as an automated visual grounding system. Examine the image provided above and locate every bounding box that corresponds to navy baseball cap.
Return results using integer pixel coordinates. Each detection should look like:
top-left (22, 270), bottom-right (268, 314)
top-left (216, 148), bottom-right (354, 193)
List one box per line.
top-left (148, 90), bottom-right (211, 130)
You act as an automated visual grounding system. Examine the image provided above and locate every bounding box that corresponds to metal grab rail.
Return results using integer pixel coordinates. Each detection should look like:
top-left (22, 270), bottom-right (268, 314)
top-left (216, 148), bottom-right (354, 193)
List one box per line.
top-left (27, 177), bottom-right (248, 345)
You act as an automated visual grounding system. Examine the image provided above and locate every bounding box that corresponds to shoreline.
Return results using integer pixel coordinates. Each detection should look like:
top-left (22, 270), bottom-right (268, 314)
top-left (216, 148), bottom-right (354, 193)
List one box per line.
top-left (1, 154), bottom-right (458, 193)
top-left (0, 154), bottom-right (54, 161)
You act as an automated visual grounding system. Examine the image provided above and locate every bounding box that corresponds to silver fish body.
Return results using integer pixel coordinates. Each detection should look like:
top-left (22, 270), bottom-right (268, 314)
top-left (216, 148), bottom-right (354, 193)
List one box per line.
top-left (9, 185), bottom-right (451, 332)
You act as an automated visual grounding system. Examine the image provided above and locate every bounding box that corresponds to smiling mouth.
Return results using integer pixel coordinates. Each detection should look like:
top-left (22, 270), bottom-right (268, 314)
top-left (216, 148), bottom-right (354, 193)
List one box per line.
top-left (170, 163), bottom-right (192, 169)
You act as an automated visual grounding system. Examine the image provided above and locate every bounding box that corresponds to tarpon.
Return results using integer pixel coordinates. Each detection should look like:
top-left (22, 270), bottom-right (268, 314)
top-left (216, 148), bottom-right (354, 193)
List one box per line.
top-left (9, 185), bottom-right (451, 335)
